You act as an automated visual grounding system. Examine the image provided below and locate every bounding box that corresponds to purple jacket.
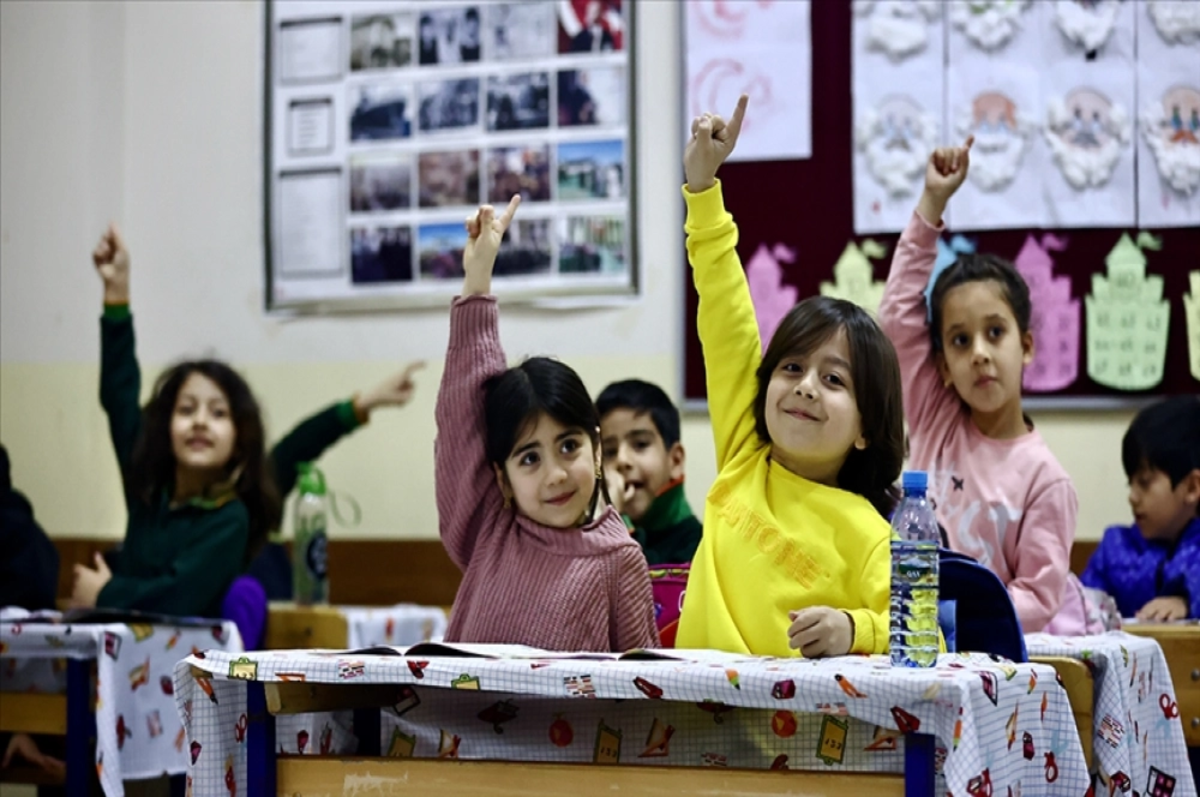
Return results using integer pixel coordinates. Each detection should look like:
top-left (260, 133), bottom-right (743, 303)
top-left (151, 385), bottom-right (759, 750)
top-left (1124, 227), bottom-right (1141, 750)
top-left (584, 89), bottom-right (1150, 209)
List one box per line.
top-left (1081, 517), bottom-right (1200, 619)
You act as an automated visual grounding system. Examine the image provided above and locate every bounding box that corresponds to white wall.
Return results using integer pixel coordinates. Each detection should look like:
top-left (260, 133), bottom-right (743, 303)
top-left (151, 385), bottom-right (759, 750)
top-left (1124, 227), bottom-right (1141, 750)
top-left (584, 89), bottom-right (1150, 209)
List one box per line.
top-left (1, 0), bottom-right (1134, 545)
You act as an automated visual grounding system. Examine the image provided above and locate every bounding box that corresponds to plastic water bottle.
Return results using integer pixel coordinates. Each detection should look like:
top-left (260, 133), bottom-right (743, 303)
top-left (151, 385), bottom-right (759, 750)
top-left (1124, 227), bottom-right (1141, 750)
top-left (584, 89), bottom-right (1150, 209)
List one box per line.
top-left (890, 470), bottom-right (940, 667)
top-left (292, 463), bottom-right (329, 606)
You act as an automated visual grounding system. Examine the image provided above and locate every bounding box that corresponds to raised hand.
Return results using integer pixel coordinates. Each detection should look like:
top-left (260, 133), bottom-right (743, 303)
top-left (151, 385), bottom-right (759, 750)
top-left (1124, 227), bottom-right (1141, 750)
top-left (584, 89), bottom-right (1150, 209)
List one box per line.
top-left (918, 136), bottom-right (973, 223)
top-left (684, 94), bottom-right (749, 194)
top-left (92, 223), bottom-right (130, 304)
top-left (462, 195), bottom-right (521, 297)
top-left (355, 361), bottom-right (427, 417)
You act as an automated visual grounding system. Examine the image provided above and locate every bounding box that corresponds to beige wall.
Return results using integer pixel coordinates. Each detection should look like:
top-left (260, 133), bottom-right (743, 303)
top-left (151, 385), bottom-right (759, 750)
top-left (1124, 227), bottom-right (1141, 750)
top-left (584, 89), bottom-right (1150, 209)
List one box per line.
top-left (1, 1), bottom-right (1135, 547)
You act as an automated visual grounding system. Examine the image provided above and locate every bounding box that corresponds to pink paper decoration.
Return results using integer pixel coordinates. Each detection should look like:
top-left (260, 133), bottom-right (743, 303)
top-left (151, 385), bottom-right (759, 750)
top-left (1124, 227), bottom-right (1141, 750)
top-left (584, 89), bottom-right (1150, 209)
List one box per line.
top-left (745, 243), bottom-right (798, 352)
top-left (1014, 234), bottom-right (1081, 392)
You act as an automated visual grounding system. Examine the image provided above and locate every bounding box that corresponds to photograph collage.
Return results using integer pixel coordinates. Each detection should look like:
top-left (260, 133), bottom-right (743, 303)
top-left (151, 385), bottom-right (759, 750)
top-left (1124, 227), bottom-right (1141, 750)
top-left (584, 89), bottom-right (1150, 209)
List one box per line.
top-left (272, 1), bottom-right (632, 308)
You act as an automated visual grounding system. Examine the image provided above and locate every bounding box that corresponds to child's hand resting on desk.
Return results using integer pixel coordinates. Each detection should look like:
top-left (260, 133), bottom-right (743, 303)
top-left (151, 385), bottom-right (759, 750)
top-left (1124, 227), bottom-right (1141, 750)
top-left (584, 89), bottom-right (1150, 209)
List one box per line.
top-left (917, 137), bottom-right (973, 225)
top-left (92, 223), bottom-right (130, 305)
top-left (462, 196), bottom-right (521, 296)
top-left (2, 732), bottom-right (66, 780)
top-left (684, 94), bottom-right (749, 194)
top-left (787, 606), bottom-right (854, 658)
top-left (353, 361), bottom-right (427, 419)
top-left (69, 552), bottom-right (112, 609)
top-left (1136, 595), bottom-right (1188, 622)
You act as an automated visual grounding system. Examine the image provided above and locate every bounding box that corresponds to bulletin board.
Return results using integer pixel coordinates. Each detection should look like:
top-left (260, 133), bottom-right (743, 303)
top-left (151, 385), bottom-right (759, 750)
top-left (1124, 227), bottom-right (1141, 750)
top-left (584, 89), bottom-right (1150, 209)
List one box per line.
top-left (682, 0), bottom-right (1199, 409)
top-left (263, 0), bottom-right (638, 313)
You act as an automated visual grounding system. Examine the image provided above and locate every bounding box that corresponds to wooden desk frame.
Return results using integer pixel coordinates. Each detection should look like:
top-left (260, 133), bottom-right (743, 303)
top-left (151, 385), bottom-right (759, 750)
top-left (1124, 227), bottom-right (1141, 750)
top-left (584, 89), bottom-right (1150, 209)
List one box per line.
top-left (0, 659), bottom-right (95, 793)
top-left (1124, 623), bottom-right (1200, 748)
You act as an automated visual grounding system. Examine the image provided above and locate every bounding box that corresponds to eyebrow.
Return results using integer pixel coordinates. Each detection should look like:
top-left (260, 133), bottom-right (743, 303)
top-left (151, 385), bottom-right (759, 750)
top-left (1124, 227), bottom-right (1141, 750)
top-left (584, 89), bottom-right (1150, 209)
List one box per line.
top-left (511, 429), bottom-right (582, 458)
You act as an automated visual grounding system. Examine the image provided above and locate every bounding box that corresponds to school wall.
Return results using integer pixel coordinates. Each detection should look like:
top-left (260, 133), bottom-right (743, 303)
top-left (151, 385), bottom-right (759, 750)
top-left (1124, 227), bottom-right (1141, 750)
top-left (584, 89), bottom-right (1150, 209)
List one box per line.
top-left (0, 0), bottom-right (1134, 547)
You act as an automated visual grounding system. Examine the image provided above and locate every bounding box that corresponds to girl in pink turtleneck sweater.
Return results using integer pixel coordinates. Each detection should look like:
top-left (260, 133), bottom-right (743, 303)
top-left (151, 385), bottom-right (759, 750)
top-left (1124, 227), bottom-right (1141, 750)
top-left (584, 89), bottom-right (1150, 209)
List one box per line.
top-left (434, 197), bottom-right (658, 652)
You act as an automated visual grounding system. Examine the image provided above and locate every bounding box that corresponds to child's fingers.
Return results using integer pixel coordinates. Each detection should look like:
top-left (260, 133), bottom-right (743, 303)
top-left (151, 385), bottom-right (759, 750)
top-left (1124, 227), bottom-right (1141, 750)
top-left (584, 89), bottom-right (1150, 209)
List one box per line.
top-left (108, 223), bottom-right (126, 254)
top-left (495, 194), bottom-right (521, 233)
top-left (963, 134), bottom-right (975, 150)
top-left (402, 360), bottom-right (427, 379)
top-left (696, 117), bottom-right (713, 144)
top-left (722, 93), bottom-right (749, 145)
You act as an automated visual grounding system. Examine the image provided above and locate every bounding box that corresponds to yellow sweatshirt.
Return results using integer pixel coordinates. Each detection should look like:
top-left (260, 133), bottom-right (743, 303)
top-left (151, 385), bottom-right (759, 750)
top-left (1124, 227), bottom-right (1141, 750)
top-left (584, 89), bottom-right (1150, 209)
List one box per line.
top-left (675, 181), bottom-right (892, 657)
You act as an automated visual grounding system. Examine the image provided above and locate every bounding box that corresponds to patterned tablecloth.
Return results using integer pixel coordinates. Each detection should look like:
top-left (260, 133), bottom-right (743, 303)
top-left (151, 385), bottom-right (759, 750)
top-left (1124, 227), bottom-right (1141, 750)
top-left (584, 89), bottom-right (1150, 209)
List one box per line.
top-left (0, 607), bottom-right (242, 797)
top-left (338, 604), bottom-right (447, 649)
top-left (174, 647), bottom-right (1091, 796)
top-left (1026, 631), bottom-right (1197, 797)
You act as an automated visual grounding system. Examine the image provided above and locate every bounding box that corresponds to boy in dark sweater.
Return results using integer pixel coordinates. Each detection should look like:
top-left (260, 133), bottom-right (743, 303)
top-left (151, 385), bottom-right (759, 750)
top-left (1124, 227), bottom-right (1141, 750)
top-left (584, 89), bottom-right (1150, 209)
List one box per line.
top-left (597, 380), bottom-right (702, 565)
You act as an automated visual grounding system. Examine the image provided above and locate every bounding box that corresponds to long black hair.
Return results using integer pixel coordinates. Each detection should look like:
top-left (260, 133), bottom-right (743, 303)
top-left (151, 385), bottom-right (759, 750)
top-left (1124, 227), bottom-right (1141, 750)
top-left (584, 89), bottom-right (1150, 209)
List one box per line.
top-left (128, 360), bottom-right (281, 563)
top-left (484, 357), bottom-right (611, 520)
top-left (754, 296), bottom-right (904, 517)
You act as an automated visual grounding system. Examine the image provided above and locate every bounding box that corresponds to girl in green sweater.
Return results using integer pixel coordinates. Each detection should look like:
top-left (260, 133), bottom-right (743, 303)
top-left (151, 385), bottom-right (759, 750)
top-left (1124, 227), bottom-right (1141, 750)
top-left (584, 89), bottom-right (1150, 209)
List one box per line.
top-left (70, 225), bottom-right (282, 618)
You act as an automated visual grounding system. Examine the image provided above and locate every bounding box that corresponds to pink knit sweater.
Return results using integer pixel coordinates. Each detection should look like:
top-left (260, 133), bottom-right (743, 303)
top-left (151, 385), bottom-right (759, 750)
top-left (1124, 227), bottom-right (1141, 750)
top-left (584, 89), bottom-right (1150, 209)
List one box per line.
top-left (435, 295), bottom-right (659, 652)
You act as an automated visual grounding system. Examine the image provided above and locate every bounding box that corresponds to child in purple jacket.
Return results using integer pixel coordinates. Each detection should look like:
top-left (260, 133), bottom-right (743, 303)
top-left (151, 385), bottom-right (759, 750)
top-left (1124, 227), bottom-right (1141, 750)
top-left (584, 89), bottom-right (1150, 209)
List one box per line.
top-left (1082, 396), bottom-right (1200, 621)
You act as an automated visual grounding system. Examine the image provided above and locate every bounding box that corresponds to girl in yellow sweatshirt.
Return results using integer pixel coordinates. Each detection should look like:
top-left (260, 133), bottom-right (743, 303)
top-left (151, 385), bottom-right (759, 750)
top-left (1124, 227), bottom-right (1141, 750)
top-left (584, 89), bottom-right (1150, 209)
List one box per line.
top-left (677, 96), bottom-right (905, 658)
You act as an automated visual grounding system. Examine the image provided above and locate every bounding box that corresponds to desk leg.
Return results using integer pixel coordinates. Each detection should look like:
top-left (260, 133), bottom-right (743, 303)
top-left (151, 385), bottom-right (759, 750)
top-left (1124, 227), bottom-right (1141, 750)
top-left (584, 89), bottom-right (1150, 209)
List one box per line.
top-left (905, 732), bottom-right (935, 797)
top-left (66, 659), bottom-right (95, 796)
top-left (353, 708), bottom-right (381, 756)
top-left (246, 682), bottom-right (276, 797)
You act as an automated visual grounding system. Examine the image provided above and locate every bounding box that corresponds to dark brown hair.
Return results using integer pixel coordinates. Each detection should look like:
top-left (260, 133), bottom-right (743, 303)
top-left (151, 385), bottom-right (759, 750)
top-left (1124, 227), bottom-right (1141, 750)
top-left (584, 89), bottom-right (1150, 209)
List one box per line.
top-left (128, 360), bottom-right (281, 564)
top-left (929, 254), bottom-right (1032, 353)
top-left (754, 296), bottom-right (904, 517)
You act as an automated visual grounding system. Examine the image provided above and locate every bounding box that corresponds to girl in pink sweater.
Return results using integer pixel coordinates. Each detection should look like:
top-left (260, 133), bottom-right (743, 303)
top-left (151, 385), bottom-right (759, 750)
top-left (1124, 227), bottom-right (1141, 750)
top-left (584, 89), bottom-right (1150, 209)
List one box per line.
top-left (879, 139), bottom-right (1092, 635)
top-left (435, 197), bottom-right (659, 652)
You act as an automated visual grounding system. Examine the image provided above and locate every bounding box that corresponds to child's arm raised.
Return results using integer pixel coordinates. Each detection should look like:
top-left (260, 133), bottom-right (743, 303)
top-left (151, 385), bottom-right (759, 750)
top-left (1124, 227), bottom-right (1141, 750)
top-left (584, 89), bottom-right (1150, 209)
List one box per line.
top-left (682, 95), bottom-right (761, 468)
top-left (877, 140), bottom-right (972, 436)
top-left (434, 197), bottom-right (520, 571)
top-left (269, 362), bottom-right (425, 498)
top-left (93, 225), bottom-right (142, 481)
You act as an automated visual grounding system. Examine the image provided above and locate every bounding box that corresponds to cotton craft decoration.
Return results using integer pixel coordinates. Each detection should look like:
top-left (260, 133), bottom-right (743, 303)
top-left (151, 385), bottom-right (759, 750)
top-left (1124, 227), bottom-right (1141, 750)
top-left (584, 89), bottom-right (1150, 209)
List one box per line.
top-left (1140, 84), bottom-right (1200, 195)
top-left (949, 0), bottom-right (1032, 51)
top-left (1014, 234), bottom-right (1080, 393)
top-left (852, 0), bottom-right (942, 61)
top-left (855, 95), bottom-right (941, 198)
top-left (1052, 0), bottom-right (1122, 53)
top-left (1147, 0), bottom-right (1200, 45)
top-left (955, 91), bottom-right (1036, 191)
top-left (1044, 87), bottom-right (1132, 190)
top-left (1186, 270), bottom-right (1200, 382)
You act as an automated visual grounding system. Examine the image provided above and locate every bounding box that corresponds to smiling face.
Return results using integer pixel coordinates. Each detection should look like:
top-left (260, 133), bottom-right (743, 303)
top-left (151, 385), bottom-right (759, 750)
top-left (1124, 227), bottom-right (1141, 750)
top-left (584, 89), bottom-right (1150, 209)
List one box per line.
top-left (170, 372), bottom-right (237, 479)
top-left (496, 412), bottom-right (599, 528)
top-left (936, 280), bottom-right (1033, 425)
top-left (763, 329), bottom-right (867, 486)
top-left (600, 409), bottom-right (684, 523)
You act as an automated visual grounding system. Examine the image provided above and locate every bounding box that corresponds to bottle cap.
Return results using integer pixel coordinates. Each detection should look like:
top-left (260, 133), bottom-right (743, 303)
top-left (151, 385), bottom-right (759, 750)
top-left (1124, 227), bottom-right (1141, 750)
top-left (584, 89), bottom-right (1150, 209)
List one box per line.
top-left (297, 462), bottom-right (327, 496)
top-left (901, 470), bottom-right (928, 492)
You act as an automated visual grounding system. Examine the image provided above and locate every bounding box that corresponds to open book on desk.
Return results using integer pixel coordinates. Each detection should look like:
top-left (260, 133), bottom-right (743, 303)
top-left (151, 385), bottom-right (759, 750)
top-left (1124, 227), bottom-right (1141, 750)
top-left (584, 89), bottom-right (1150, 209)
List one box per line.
top-left (346, 641), bottom-right (754, 664)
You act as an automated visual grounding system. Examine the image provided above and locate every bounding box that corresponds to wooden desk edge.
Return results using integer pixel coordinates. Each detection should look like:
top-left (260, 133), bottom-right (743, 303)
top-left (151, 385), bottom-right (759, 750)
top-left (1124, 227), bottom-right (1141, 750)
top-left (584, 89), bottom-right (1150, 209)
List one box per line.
top-left (1030, 656), bottom-right (1095, 770)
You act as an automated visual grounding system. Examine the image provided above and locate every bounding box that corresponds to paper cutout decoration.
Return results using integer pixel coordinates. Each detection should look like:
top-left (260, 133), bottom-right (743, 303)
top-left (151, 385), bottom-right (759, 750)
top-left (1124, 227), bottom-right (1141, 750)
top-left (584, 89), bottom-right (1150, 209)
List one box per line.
top-left (1085, 232), bottom-right (1170, 391)
top-left (924, 235), bottom-right (977, 321)
top-left (855, 95), bottom-right (940, 198)
top-left (1146, 0), bottom-right (1200, 45)
top-left (1140, 84), bottom-right (1200, 196)
top-left (853, 0), bottom-right (942, 61)
top-left (949, 0), bottom-right (1032, 51)
top-left (1014, 234), bottom-right (1081, 392)
top-left (1044, 87), bottom-right (1132, 189)
top-left (956, 92), bottom-right (1035, 191)
top-left (1187, 271), bottom-right (1200, 381)
top-left (1052, 0), bottom-right (1121, 53)
top-left (745, 243), bottom-right (799, 351)
top-left (820, 240), bottom-right (888, 316)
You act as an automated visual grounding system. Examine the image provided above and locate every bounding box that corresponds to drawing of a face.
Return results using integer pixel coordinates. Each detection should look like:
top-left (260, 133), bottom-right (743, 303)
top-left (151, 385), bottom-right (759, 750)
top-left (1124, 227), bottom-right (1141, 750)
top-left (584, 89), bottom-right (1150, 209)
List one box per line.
top-left (1141, 85), bottom-right (1200, 195)
top-left (856, 0), bottom-right (942, 60)
top-left (950, 0), bottom-right (1030, 50)
top-left (1045, 88), bottom-right (1129, 189)
top-left (1053, 0), bottom-right (1121, 52)
top-left (856, 95), bottom-right (938, 196)
top-left (958, 91), bottom-right (1029, 191)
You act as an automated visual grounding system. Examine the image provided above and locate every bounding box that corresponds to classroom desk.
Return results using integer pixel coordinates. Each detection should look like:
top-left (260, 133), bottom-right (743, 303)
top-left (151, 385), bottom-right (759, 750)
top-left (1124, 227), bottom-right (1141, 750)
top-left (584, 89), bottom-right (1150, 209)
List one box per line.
top-left (1123, 623), bottom-right (1200, 749)
top-left (173, 648), bottom-right (1089, 797)
top-left (1026, 631), bottom-right (1197, 795)
top-left (0, 608), bottom-right (241, 797)
top-left (264, 602), bottom-right (447, 650)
